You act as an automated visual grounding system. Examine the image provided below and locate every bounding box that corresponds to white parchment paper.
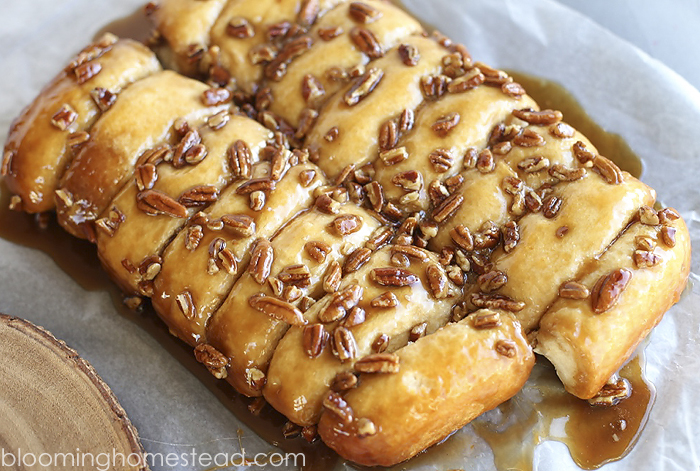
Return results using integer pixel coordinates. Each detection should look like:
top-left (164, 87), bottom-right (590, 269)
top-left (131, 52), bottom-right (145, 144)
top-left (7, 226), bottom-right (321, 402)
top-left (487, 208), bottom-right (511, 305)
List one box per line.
top-left (1, 0), bottom-right (698, 470)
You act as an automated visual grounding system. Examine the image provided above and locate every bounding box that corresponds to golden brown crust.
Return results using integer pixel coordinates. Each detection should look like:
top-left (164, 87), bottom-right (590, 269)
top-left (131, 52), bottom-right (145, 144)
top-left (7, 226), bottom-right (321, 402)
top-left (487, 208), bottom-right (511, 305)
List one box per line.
top-left (96, 115), bottom-right (272, 295)
top-left (3, 37), bottom-right (161, 213)
top-left (264, 245), bottom-right (462, 425)
top-left (265, 0), bottom-right (424, 126)
top-left (152, 161), bottom-right (325, 345)
top-left (318, 310), bottom-right (534, 467)
top-left (535, 213), bottom-right (691, 398)
top-left (487, 171), bottom-right (655, 332)
top-left (55, 71), bottom-right (227, 239)
top-left (206, 204), bottom-right (382, 396)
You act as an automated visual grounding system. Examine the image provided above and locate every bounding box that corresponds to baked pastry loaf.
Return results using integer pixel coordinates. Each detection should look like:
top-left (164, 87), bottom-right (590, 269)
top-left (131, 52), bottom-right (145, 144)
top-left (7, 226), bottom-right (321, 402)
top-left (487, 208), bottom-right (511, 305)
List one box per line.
top-left (3, 35), bottom-right (161, 214)
top-left (2, 0), bottom-right (692, 467)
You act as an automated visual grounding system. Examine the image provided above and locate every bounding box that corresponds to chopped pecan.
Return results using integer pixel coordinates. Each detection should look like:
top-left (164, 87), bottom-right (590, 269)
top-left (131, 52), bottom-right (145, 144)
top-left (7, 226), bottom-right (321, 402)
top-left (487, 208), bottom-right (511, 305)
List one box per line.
top-left (518, 156), bottom-right (550, 173)
top-left (593, 156), bottom-right (623, 184)
top-left (429, 149), bottom-right (454, 173)
top-left (305, 240), bottom-right (332, 263)
top-left (74, 61), bottom-right (102, 84)
top-left (342, 306), bottom-right (366, 328)
top-left (194, 344), bottom-right (229, 379)
top-left (503, 221), bottom-right (519, 253)
top-left (226, 17), bottom-right (254, 38)
top-left (51, 104), bottom-right (78, 130)
top-left (634, 250), bottom-right (661, 268)
top-left (398, 43), bottom-right (420, 66)
top-left (550, 122), bottom-right (575, 138)
top-left (588, 377), bottom-right (631, 407)
top-left (432, 112), bottom-right (460, 138)
top-left (638, 206), bottom-right (660, 226)
top-left (370, 291), bottom-right (398, 309)
top-left (176, 291), bottom-right (197, 320)
top-left (502, 81), bottom-right (526, 98)
top-left (495, 339), bottom-right (517, 358)
top-left (236, 178), bottom-right (275, 195)
top-left (318, 26), bottom-right (343, 41)
top-left (514, 128), bottom-right (546, 147)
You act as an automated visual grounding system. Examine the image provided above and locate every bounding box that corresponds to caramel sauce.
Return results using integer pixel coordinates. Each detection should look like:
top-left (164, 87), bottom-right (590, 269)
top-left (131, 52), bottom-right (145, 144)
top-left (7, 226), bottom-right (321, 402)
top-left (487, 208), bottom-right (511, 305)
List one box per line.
top-left (509, 72), bottom-right (643, 179)
top-left (473, 356), bottom-right (653, 470)
top-left (1, 8), bottom-right (652, 469)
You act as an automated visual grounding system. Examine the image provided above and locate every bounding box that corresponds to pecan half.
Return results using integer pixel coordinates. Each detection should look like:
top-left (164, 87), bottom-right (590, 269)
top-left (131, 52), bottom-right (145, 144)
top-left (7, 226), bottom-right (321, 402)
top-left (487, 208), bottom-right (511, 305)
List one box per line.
top-left (591, 268), bottom-right (632, 314)
top-left (349, 2), bottom-right (382, 23)
top-left (370, 267), bottom-right (418, 287)
top-left (559, 280), bottom-right (590, 299)
top-left (248, 238), bottom-right (274, 284)
top-left (179, 185), bottom-right (219, 207)
top-left (249, 294), bottom-right (306, 325)
top-left (303, 324), bottom-right (329, 358)
top-left (512, 108), bottom-right (563, 125)
top-left (432, 193), bottom-right (464, 223)
top-left (229, 140), bottom-right (252, 179)
top-left (136, 190), bottom-right (187, 218)
top-left (333, 326), bottom-right (358, 362)
top-left (350, 27), bottom-right (383, 59)
top-left (472, 309), bottom-right (501, 329)
top-left (370, 291), bottom-right (398, 309)
top-left (344, 247), bottom-right (372, 274)
top-left (426, 263), bottom-right (448, 299)
top-left (471, 293), bottom-right (525, 312)
top-left (355, 353), bottom-right (400, 374)
top-left (331, 214), bottom-right (363, 235)
top-left (344, 67), bottom-right (384, 106)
